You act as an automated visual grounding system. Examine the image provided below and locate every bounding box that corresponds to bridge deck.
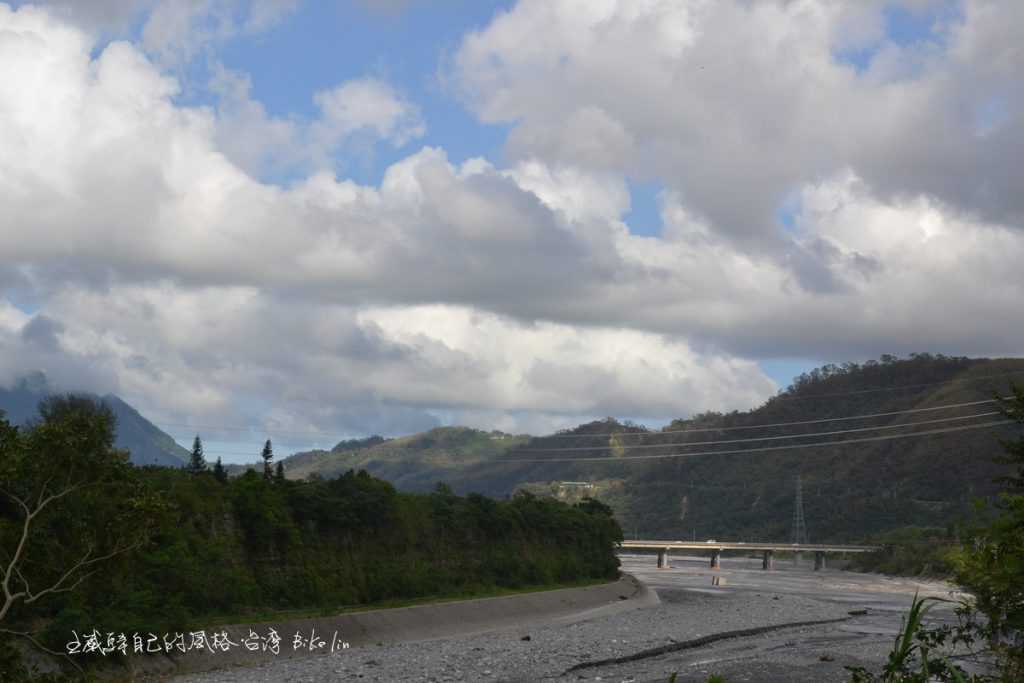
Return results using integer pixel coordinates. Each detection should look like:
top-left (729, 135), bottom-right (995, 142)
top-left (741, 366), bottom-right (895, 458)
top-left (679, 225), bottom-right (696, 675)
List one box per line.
top-left (620, 540), bottom-right (879, 553)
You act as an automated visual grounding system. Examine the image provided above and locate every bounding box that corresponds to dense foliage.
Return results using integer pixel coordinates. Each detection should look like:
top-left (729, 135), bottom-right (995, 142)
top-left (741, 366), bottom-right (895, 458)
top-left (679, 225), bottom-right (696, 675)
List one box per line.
top-left (849, 385), bottom-right (1024, 682)
top-left (947, 385), bottom-right (1024, 679)
top-left (0, 397), bottom-right (161, 625)
top-left (0, 398), bottom-right (621, 678)
top-left (848, 527), bottom-right (959, 576)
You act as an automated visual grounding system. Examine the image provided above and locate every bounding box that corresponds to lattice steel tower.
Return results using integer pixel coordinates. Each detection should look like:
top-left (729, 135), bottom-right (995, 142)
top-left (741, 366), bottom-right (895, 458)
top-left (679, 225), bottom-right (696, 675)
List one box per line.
top-left (791, 474), bottom-right (809, 545)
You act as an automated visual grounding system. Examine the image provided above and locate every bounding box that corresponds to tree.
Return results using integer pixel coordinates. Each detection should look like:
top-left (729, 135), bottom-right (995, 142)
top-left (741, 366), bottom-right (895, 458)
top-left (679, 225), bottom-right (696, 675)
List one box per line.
top-left (261, 439), bottom-right (274, 481)
top-left (187, 434), bottom-right (207, 474)
top-left (212, 457), bottom-right (228, 484)
top-left (274, 461), bottom-right (285, 484)
top-left (851, 385), bottom-right (1024, 681)
top-left (993, 383), bottom-right (1024, 492)
top-left (950, 384), bottom-right (1024, 679)
top-left (0, 396), bottom-right (158, 659)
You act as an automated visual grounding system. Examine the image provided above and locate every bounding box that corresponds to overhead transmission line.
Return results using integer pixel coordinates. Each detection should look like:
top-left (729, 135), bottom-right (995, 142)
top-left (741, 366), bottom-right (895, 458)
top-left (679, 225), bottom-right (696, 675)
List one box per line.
top-left (163, 424), bottom-right (343, 439)
top-left (765, 368), bottom-right (1024, 401)
top-left (200, 407), bottom-right (1018, 461)
top-left (191, 398), bottom-right (1012, 458)
top-left (537, 398), bottom-right (1005, 439)
top-left (171, 381), bottom-right (1024, 461)
top-left (511, 410), bottom-right (1001, 452)
top-left (497, 420), bottom-right (1016, 463)
top-left (183, 397), bottom-right (1009, 452)
top-left (153, 371), bottom-right (1024, 441)
top-left (196, 449), bottom-right (307, 458)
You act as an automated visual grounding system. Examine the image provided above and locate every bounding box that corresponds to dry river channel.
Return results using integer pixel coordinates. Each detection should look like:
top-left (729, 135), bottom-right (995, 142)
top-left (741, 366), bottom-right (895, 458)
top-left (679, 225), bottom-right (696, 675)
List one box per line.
top-left (173, 552), bottom-right (971, 683)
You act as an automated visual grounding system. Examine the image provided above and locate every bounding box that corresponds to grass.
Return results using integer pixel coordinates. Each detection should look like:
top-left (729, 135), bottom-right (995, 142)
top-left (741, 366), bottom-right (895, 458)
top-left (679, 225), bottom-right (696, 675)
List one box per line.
top-left (846, 592), bottom-right (974, 682)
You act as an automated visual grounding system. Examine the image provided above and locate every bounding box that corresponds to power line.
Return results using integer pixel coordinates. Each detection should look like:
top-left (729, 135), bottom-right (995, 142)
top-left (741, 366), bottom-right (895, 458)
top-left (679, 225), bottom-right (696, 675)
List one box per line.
top-left (199, 451), bottom-right (307, 458)
top-left (767, 368), bottom-right (1024, 401)
top-left (537, 398), bottom-right (1005, 439)
top-left (496, 420), bottom-right (1016, 463)
top-left (201, 411), bottom-right (1018, 461)
top-left (186, 398), bottom-right (1010, 457)
top-left (193, 444), bottom-right (336, 457)
top-left (164, 423), bottom-right (342, 438)
top-left (152, 371), bottom-right (1024, 441)
top-left (510, 411), bottom-right (1001, 452)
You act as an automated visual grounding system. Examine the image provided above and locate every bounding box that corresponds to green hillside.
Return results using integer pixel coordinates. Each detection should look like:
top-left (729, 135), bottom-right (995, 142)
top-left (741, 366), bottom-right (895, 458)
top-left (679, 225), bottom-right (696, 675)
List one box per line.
top-left (241, 427), bottom-right (530, 488)
top-left (275, 354), bottom-right (1024, 543)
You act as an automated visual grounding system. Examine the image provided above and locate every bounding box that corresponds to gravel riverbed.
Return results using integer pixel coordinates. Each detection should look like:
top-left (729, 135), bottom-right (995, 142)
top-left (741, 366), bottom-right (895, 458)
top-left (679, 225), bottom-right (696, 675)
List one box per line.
top-left (174, 555), bottom-right (957, 683)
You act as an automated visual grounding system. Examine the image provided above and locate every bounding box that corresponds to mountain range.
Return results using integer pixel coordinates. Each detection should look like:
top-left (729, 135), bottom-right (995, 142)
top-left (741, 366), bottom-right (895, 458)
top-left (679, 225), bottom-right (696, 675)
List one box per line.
top-left (7, 354), bottom-right (1023, 543)
top-left (263, 354), bottom-right (1024, 542)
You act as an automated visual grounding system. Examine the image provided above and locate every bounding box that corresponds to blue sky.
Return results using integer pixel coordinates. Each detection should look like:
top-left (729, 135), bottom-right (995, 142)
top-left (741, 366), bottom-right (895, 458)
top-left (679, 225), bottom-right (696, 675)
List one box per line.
top-left (204, 1), bottom-right (515, 185)
top-left (43, 0), bottom-right (929, 456)
top-left (207, 0), bottom-right (833, 418)
top-left (224, 0), bottom-right (926, 452)
top-left (834, 1), bottom-right (962, 71)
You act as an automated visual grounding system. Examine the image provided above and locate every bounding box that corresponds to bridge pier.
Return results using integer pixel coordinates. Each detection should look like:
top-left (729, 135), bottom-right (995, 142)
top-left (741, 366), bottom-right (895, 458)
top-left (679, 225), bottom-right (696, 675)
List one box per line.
top-left (620, 541), bottom-right (878, 571)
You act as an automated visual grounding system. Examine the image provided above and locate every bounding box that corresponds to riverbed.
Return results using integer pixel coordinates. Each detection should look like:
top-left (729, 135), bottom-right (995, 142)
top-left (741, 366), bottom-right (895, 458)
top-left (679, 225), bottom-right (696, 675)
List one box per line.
top-left (174, 553), bottom-right (962, 682)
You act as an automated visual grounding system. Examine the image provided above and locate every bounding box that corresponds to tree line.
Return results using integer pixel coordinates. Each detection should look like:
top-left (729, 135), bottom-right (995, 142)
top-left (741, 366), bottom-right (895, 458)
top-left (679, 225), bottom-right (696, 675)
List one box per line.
top-left (0, 397), bottom-right (622, 679)
top-left (186, 434), bottom-right (281, 483)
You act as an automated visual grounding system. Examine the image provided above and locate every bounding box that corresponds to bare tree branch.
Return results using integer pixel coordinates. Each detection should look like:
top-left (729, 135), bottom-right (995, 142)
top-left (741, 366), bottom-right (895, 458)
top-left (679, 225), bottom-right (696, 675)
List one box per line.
top-left (34, 483), bottom-right (86, 516)
top-left (0, 482), bottom-right (110, 622)
top-left (12, 566), bottom-right (29, 594)
top-left (20, 545), bottom-right (93, 606)
top-left (34, 476), bottom-right (55, 510)
top-left (23, 570), bottom-right (97, 605)
top-left (0, 494), bottom-right (34, 623)
top-left (21, 541), bottom-right (140, 607)
top-left (0, 628), bottom-right (84, 673)
top-left (0, 488), bottom-right (29, 517)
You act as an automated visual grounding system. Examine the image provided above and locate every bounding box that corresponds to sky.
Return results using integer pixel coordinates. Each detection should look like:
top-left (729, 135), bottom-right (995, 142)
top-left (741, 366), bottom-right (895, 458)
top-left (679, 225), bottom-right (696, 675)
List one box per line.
top-left (1, 0), bottom-right (1022, 463)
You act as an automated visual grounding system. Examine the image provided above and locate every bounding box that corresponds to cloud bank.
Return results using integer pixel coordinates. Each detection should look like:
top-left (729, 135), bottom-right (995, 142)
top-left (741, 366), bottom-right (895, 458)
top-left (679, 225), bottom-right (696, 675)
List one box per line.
top-left (1, 1), bottom-right (1022, 450)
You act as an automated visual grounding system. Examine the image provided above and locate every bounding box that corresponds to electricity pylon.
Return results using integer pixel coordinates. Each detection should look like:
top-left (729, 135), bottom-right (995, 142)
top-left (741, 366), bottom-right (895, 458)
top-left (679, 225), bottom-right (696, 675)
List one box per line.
top-left (791, 474), bottom-right (809, 564)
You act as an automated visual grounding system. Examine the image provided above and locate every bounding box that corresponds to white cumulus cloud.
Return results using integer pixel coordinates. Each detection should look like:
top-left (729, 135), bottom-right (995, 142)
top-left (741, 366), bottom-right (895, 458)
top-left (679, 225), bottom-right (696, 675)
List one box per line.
top-left (1, 2), bottom-right (1023, 448)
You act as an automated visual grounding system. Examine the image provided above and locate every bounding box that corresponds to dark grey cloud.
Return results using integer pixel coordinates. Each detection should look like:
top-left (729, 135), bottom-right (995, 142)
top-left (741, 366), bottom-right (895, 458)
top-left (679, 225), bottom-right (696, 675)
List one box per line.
top-left (20, 314), bottom-right (64, 352)
top-left (16, 0), bottom-right (154, 33)
top-left (0, 310), bottom-right (120, 395)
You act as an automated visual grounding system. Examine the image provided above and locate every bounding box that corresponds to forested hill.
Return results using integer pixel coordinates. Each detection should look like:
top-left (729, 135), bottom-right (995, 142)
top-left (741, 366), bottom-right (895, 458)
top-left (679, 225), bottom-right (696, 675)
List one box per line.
top-left (236, 427), bottom-right (530, 487)
top-left (277, 354), bottom-right (1024, 543)
top-left (0, 373), bottom-right (188, 467)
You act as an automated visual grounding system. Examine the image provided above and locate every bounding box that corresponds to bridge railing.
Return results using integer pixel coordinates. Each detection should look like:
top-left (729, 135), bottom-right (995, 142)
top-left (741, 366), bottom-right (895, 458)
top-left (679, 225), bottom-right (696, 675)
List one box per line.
top-left (619, 540), bottom-right (880, 571)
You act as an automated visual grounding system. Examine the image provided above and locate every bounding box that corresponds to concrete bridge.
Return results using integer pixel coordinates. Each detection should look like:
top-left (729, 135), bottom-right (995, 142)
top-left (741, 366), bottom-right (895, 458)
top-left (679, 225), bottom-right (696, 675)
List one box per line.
top-left (620, 540), bottom-right (880, 571)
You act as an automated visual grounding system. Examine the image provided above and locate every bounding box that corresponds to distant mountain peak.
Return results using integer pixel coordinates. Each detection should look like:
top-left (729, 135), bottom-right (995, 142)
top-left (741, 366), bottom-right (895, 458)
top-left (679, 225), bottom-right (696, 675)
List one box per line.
top-left (0, 374), bottom-right (188, 468)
